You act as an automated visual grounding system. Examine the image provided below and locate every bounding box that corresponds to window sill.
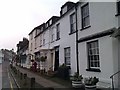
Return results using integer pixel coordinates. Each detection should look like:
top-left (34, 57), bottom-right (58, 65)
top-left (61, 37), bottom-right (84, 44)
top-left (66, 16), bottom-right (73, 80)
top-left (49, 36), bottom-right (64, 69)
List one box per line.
top-left (80, 25), bottom-right (91, 31)
top-left (115, 13), bottom-right (120, 16)
top-left (69, 31), bottom-right (76, 35)
top-left (86, 68), bottom-right (101, 72)
top-left (56, 38), bottom-right (60, 41)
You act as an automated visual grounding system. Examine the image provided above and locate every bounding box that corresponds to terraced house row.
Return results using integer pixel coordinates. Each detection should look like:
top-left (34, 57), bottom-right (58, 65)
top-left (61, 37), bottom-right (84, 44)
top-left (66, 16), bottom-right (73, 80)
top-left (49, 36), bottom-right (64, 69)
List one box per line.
top-left (17, 0), bottom-right (120, 88)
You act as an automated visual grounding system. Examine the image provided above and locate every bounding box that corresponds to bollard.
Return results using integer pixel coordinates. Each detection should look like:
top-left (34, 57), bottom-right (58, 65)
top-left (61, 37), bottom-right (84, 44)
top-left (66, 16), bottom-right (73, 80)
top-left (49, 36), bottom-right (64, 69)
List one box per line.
top-left (23, 73), bottom-right (27, 86)
top-left (20, 73), bottom-right (23, 80)
top-left (30, 77), bottom-right (35, 88)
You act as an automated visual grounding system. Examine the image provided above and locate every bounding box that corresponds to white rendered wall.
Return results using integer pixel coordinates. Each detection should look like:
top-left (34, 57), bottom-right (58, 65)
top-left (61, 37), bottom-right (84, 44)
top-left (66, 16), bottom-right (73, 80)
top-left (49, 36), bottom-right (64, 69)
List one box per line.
top-left (78, 36), bottom-right (116, 86)
top-left (28, 30), bottom-right (36, 59)
top-left (58, 9), bottom-right (77, 74)
top-left (78, 2), bottom-right (117, 38)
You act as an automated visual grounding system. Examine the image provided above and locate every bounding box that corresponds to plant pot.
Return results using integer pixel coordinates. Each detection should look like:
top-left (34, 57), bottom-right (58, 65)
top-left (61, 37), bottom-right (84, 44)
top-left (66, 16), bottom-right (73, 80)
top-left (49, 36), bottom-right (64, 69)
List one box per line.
top-left (72, 81), bottom-right (83, 88)
top-left (85, 85), bottom-right (96, 90)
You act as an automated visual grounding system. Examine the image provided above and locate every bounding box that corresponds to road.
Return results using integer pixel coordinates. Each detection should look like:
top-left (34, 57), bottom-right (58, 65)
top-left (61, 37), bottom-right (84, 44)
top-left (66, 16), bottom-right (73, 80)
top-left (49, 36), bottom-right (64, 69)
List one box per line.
top-left (2, 60), bottom-right (18, 89)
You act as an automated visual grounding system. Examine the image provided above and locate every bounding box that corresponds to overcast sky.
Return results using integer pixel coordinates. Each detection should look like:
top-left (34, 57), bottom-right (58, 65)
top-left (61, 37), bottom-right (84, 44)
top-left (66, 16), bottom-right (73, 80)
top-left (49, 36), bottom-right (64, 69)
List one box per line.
top-left (0, 0), bottom-right (117, 52)
top-left (0, 0), bottom-right (79, 51)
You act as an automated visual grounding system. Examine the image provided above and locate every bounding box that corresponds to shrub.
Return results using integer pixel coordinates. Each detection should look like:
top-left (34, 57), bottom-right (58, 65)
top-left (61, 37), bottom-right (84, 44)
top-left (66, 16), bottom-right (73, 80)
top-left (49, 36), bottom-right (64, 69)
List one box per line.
top-left (84, 77), bottom-right (99, 86)
top-left (57, 63), bottom-right (70, 80)
top-left (70, 72), bottom-right (83, 81)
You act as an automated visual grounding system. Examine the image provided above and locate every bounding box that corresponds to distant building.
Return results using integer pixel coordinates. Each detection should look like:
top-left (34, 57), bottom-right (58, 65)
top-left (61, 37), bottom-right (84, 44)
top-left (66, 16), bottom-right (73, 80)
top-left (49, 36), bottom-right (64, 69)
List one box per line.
top-left (0, 49), bottom-right (4, 63)
top-left (16, 38), bottom-right (29, 68)
top-left (1, 49), bottom-right (16, 62)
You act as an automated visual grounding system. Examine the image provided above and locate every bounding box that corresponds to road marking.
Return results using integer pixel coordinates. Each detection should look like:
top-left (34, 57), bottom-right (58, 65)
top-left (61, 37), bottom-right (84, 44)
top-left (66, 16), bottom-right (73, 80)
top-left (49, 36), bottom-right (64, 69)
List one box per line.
top-left (7, 68), bottom-right (13, 90)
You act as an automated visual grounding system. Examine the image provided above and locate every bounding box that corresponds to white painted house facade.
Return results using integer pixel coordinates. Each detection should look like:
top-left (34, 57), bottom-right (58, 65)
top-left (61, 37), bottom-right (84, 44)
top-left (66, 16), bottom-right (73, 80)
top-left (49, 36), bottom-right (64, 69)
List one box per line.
top-left (28, 2), bottom-right (79, 74)
top-left (28, 1), bottom-right (120, 88)
top-left (77, 1), bottom-right (120, 88)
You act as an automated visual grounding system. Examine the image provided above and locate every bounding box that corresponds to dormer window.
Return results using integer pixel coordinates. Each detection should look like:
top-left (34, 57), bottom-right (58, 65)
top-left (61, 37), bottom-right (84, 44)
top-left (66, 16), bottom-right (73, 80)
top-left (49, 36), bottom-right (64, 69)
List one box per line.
top-left (49, 20), bottom-right (52, 25)
top-left (31, 33), bottom-right (33, 40)
top-left (46, 23), bottom-right (48, 28)
top-left (35, 29), bottom-right (40, 36)
top-left (41, 27), bottom-right (43, 32)
top-left (62, 6), bottom-right (67, 15)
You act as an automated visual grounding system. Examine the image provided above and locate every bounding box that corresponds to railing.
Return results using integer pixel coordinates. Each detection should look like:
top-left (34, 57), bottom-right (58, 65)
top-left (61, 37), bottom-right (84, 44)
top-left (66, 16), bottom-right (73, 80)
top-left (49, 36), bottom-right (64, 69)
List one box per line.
top-left (110, 70), bottom-right (120, 90)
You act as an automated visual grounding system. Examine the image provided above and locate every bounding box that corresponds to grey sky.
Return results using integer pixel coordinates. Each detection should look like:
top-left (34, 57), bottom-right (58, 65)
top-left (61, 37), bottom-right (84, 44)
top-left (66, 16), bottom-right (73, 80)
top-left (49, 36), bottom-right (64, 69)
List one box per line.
top-left (0, 0), bottom-right (78, 51)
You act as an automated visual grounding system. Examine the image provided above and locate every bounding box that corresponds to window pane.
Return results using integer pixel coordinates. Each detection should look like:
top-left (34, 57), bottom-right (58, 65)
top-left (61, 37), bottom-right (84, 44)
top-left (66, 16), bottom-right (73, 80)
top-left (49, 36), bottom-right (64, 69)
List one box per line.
top-left (56, 24), bottom-right (60, 40)
top-left (91, 62), bottom-right (94, 67)
top-left (81, 3), bottom-right (90, 28)
top-left (64, 47), bottom-right (71, 66)
top-left (70, 13), bottom-right (76, 33)
top-left (94, 55), bottom-right (98, 60)
top-left (87, 40), bottom-right (100, 68)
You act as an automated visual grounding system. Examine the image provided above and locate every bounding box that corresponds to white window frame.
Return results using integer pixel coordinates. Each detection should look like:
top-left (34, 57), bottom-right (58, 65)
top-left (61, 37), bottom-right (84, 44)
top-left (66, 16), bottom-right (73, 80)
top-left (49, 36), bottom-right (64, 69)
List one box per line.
top-left (35, 38), bottom-right (37, 49)
top-left (43, 33), bottom-right (45, 45)
top-left (87, 40), bottom-right (100, 69)
top-left (56, 23), bottom-right (60, 40)
top-left (31, 33), bottom-right (33, 40)
top-left (40, 35), bottom-right (42, 47)
top-left (70, 13), bottom-right (76, 33)
top-left (64, 47), bottom-right (71, 67)
top-left (51, 29), bottom-right (54, 42)
top-left (62, 6), bottom-right (67, 15)
top-left (81, 3), bottom-right (90, 28)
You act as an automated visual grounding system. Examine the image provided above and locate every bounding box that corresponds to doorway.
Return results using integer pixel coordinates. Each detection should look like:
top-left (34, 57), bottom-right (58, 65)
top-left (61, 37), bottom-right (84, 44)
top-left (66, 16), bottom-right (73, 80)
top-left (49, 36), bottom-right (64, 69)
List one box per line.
top-left (54, 46), bottom-right (59, 71)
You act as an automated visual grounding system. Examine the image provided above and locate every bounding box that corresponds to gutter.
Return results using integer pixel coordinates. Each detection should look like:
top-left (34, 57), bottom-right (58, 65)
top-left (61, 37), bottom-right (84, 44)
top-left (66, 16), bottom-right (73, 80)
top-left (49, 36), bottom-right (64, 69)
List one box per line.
top-left (75, 3), bottom-right (79, 74)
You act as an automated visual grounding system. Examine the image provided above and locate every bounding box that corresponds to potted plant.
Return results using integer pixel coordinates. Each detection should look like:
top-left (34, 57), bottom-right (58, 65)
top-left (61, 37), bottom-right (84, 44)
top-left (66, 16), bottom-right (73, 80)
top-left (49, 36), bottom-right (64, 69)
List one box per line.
top-left (57, 63), bottom-right (70, 80)
top-left (70, 72), bottom-right (83, 88)
top-left (84, 77), bottom-right (99, 90)
top-left (40, 56), bottom-right (46, 74)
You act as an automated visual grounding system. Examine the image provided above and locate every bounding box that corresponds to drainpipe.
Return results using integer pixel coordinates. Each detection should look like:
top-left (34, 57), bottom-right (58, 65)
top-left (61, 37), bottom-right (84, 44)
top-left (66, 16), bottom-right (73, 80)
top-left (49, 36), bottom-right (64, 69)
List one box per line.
top-left (75, 3), bottom-right (79, 75)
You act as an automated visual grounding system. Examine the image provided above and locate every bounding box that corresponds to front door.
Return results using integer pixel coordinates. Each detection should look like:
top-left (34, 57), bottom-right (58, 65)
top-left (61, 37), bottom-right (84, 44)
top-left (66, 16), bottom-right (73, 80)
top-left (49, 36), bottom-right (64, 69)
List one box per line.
top-left (54, 46), bottom-right (59, 71)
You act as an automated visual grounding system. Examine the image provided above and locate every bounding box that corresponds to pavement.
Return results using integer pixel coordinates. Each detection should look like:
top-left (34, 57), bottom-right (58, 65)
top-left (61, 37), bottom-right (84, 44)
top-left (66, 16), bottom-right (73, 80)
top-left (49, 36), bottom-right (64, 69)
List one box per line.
top-left (15, 65), bottom-right (68, 88)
